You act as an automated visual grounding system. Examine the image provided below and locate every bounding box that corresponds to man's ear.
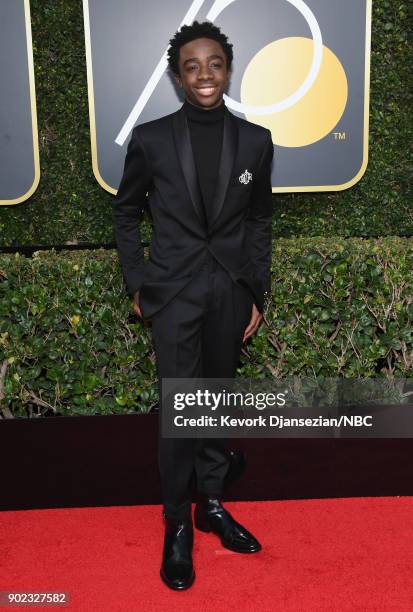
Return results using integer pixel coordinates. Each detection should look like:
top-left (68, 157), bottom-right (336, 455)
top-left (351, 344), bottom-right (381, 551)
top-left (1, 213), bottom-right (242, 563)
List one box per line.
top-left (225, 68), bottom-right (232, 89)
top-left (174, 73), bottom-right (182, 89)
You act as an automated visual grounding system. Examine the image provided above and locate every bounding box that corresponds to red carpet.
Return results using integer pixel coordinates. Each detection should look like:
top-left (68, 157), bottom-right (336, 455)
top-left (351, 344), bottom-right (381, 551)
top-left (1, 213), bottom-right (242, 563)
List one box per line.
top-left (1, 498), bottom-right (412, 611)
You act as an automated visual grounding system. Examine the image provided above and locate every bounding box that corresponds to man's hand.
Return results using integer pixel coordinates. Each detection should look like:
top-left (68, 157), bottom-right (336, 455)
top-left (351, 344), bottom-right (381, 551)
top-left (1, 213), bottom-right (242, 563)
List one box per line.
top-left (133, 290), bottom-right (142, 318)
top-left (243, 303), bottom-right (263, 342)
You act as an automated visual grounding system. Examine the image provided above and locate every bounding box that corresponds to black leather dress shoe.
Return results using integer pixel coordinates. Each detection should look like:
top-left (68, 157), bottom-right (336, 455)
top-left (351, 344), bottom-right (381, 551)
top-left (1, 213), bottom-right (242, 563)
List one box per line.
top-left (194, 497), bottom-right (262, 553)
top-left (160, 516), bottom-right (195, 590)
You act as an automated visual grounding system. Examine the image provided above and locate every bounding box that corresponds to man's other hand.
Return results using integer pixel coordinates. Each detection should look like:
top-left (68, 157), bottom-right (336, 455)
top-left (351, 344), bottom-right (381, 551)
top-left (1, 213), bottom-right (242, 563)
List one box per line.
top-left (133, 290), bottom-right (142, 318)
top-left (243, 303), bottom-right (263, 342)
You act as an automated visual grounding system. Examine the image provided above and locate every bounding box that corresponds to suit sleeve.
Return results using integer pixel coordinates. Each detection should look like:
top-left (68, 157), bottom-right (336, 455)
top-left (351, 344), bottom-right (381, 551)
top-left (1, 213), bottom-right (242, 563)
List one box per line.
top-left (246, 129), bottom-right (274, 306)
top-left (112, 126), bottom-right (153, 299)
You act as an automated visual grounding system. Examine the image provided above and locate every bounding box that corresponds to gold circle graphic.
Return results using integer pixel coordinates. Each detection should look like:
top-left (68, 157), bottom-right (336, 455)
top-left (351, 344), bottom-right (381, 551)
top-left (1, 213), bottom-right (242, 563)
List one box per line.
top-left (241, 37), bottom-right (348, 147)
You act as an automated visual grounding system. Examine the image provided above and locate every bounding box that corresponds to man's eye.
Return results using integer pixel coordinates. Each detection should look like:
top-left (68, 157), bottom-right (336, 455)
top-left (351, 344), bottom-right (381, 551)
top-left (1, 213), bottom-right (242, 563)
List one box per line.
top-left (187, 63), bottom-right (222, 71)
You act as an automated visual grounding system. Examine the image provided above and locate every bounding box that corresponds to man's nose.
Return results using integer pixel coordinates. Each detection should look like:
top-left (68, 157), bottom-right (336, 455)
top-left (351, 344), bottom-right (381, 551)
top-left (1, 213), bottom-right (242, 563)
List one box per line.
top-left (197, 64), bottom-right (213, 79)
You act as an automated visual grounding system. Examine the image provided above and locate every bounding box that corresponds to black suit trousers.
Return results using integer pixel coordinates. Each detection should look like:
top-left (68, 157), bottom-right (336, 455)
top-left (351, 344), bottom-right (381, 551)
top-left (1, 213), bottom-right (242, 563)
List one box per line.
top-left (150, 249), bottom-right (254, 520)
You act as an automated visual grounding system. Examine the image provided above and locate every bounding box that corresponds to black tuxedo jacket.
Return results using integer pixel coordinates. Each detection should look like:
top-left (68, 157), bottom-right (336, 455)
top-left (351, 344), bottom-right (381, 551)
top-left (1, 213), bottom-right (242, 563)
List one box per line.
top-left (112, 102), bottom-right (274, 320)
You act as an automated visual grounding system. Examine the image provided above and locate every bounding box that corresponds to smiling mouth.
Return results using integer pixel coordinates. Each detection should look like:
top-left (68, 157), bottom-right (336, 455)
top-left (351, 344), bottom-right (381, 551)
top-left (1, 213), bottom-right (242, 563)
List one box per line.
top-left (196, 86), bottom-right (218, 96)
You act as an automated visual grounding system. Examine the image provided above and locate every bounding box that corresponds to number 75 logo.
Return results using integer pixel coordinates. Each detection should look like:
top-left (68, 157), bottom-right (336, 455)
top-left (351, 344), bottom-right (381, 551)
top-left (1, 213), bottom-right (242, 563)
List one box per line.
top-left (83, 0), bottom-right (371, 193)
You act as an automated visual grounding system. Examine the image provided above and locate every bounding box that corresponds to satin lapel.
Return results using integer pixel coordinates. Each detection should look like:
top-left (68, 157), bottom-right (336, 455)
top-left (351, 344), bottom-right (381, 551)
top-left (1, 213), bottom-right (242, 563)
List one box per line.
top-left (208, 107), bottom-right (238, 231)
top-left (172, 107), bottom-right (206, 226)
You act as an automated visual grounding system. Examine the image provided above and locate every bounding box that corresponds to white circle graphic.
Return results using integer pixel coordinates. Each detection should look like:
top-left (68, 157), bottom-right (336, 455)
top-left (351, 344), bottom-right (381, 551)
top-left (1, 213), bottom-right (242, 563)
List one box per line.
top-left (207, 0), bottom-right (323, 115)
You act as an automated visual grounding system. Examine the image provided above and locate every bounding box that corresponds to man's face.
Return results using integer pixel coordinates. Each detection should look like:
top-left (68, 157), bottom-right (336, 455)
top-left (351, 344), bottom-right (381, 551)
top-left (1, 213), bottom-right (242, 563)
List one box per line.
top-left (174, 37), bottom-right (230, 109)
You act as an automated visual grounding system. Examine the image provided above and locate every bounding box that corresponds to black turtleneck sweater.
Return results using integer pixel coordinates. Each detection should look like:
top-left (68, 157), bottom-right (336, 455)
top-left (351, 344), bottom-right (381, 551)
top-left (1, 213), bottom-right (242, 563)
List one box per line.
top-left (183, 98), bottom-right (225, 227)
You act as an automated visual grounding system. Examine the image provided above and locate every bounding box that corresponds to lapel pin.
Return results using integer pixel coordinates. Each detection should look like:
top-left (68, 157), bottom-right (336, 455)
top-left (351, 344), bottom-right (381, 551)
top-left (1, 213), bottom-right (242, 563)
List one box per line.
top-left (239, 169), bottom-right (253, 185)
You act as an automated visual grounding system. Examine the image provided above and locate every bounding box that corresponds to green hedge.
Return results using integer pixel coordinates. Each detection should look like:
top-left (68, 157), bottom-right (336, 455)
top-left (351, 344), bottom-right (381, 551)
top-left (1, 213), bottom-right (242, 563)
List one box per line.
top-left (0, 0), bottom-right (411, 245)
top-left (1, 238), bottom-right (412, 417)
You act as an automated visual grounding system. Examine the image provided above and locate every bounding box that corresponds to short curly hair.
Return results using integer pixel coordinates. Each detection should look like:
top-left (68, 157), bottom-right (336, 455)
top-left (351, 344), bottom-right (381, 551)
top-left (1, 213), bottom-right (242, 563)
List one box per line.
top-left (167, 20), bottom-right (233, 76)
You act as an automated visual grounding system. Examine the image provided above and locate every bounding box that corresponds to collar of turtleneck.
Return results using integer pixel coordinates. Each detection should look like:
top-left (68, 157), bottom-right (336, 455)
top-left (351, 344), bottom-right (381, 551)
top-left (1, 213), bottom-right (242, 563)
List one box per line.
top-left (183, 98), bottom-right (226, 123)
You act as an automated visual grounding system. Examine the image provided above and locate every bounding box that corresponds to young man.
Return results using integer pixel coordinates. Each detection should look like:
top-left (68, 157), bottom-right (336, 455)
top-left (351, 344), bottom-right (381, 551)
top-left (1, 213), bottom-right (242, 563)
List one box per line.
top-left (113, 20), bottom-right (274, 590)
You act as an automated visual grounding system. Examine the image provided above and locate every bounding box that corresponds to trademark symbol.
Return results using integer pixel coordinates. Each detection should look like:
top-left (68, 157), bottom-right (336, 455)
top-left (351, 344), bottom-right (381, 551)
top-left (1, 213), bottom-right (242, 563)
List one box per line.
top-left (333, 131), bottom-right (346, 140)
